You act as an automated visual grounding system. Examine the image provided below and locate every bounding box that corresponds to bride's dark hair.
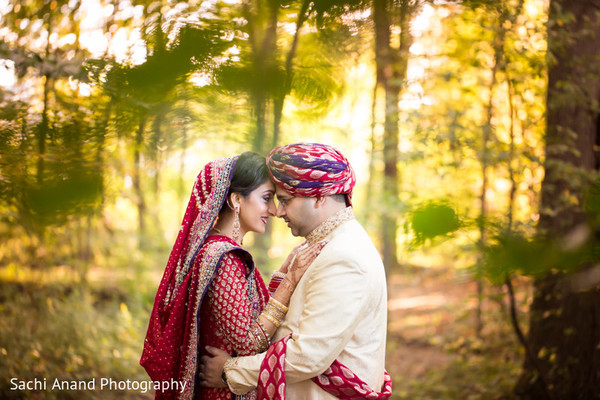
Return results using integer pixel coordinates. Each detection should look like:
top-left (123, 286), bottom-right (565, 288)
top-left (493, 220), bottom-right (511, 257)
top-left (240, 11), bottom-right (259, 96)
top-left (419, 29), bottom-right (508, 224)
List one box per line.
top-left (228, 151), bottom-right (269, 198)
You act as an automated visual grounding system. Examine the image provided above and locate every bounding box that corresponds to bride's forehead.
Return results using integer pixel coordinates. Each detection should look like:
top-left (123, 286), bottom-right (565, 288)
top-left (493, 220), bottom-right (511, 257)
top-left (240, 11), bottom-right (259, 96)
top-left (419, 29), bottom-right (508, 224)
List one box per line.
top-left (254, 181), bottom-right (275, 192)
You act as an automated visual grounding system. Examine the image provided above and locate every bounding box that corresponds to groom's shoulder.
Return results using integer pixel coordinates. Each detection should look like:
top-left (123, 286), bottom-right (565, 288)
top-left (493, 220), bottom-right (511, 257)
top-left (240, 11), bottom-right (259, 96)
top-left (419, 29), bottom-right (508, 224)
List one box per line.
top-left (328, 219), bottom-right (380, 261)
top-left (333, 218), bottom-right (375, 245)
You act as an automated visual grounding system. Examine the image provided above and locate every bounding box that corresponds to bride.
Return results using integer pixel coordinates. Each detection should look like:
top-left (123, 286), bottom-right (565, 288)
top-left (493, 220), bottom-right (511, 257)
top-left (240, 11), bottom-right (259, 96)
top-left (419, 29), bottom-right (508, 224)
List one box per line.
top-left (141, 152), bottom-right (323, 400)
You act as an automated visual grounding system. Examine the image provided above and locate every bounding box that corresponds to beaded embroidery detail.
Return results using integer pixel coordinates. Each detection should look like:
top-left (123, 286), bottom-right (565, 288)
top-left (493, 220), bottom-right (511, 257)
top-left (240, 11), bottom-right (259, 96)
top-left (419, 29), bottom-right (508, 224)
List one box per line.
top-left (180, 240), bottom-right (236, 400)
top-left (306, 207), bottom-right (355, 244)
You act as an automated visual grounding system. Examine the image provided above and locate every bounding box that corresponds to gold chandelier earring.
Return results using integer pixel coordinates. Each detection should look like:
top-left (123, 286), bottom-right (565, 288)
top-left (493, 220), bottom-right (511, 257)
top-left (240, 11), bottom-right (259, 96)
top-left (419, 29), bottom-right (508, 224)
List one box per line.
top-left (232, 204), bottom-right (242, 244)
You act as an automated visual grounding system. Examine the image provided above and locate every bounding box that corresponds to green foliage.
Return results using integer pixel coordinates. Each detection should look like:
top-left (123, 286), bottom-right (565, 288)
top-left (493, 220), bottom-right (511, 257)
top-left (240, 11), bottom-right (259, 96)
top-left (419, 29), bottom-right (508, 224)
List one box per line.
top-left (394, 353), bottom-right (521, 400)
top-left (311, 0), bottom-right (367, 21)
top-left (215, 61), bottom-right (285, 96)
top-left (483, 228), bottom-right (598, 284)
top-left (2, 0), bottom-right (595, 398)
top-left (484, 233), bottom-right (556, 282)
top-left (0, 106), bottom-right (103, 229)
top-left (584, 178), bottom-right (600, 218)
top-left (97, 24), bottom-right (233, 105)
top-left (23, 171), bottom-right (102, 224)
top-left (290, 28), bottom-right (348, 115)
top-left (410, 202), bottom-right (461, 244)
top-left (0, 279), bottom-right (149, 399)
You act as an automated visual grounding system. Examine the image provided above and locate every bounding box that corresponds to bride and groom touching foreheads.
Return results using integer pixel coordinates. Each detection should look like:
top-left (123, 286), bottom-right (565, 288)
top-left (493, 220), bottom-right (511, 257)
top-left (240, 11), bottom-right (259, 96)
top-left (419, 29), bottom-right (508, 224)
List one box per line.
top-left (141, 142), bottom-right (392, 400)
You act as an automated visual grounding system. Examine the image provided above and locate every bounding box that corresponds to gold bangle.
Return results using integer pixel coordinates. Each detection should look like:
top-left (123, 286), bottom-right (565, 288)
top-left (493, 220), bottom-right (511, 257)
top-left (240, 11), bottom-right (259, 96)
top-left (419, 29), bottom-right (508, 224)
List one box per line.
top-left (261, 311), bottom-right (281, 328)
top-left (268, 297), bottom-right (289, 313)
top-left (264, 302), bottom-right (286, 321)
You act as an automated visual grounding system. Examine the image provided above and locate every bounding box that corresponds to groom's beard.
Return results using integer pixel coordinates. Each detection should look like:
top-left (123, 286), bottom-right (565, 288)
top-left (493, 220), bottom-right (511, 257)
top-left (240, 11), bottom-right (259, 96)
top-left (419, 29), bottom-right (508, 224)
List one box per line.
top-left (283, 217), bottom-right (304, 237)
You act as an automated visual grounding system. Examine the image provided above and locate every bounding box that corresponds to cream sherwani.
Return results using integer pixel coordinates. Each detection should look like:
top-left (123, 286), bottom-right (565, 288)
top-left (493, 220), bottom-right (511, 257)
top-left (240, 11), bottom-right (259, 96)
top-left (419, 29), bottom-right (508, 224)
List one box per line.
top-left (225, 208), bottom-right (388, 399)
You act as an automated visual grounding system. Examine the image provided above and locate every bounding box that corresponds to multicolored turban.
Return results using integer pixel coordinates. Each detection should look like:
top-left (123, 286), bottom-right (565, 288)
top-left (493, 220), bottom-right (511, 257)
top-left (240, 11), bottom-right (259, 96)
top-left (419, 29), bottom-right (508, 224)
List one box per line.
top-left (266, 143), bottom-right (356, 205)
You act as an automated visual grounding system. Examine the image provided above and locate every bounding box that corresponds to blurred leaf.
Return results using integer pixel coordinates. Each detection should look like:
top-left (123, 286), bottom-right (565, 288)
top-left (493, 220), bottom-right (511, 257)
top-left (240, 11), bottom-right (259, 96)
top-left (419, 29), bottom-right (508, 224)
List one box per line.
top-left (411, 202), bottom-right (460, 243)
top-left (584, 178), bottom-right (600, 218)
top-left (483, 228), bottom-right (598, 284)
top-left (23, 169), bottom-right (102, 224)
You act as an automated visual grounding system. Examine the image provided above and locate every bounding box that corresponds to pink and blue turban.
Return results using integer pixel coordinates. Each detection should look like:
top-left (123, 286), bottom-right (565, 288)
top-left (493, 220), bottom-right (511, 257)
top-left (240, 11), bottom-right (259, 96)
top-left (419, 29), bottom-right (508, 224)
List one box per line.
top-left (266, 143), bottom-right (356, 205)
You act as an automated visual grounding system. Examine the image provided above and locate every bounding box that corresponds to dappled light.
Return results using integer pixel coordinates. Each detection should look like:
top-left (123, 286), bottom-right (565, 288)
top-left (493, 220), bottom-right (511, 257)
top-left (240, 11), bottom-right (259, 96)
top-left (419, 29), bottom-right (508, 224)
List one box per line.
top-left (388, 293), bottom-right (448, 311)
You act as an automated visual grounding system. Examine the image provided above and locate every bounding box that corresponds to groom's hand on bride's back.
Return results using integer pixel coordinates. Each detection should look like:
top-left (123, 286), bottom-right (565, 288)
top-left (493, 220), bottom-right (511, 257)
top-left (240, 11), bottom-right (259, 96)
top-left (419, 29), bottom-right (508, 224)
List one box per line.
top-left (198, 346), bottom-right (231, 389)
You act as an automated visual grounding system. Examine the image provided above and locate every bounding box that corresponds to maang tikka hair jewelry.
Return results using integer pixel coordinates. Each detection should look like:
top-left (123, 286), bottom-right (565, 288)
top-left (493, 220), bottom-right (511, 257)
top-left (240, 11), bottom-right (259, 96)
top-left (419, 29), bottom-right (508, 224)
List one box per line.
top-left (232, 204), bottom-right (242, 244)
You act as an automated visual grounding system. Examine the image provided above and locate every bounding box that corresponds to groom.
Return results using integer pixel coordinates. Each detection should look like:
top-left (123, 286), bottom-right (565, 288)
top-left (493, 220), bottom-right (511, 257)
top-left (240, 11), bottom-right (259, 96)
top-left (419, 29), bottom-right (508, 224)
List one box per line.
top-left (200, 143), bottom-right (390, 399)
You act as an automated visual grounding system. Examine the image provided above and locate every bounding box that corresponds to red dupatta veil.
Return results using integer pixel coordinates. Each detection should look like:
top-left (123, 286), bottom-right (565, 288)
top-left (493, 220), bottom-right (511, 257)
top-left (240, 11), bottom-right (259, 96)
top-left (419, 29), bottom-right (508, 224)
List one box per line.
top-left (141, 157), bottom-right (243, 399)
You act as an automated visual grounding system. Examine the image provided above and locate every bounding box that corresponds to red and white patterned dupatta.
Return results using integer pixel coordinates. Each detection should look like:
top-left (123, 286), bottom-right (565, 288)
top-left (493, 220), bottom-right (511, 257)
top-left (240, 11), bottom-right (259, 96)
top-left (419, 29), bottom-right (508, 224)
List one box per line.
top-left (257, 334), bottom-right (393, 400)
top-left (141, 157), bottom-right (246, 400)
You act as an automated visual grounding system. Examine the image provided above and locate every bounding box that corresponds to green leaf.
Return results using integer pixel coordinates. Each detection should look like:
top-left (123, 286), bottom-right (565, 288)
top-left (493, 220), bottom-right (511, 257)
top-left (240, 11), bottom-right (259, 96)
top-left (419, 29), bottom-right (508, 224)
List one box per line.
top-left (411, 201), bottom-right (461, 243)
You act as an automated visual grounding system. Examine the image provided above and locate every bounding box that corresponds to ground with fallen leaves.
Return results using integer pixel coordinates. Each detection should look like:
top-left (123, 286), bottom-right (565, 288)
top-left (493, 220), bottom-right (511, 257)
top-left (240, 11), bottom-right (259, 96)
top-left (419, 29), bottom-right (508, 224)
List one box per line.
top-left (385, 267), bottom-right (528, 400)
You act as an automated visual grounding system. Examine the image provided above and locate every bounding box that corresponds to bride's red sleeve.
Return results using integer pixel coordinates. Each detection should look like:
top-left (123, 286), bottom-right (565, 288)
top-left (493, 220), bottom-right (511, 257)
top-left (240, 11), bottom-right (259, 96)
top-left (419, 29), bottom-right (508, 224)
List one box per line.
top-left (205, 251), bottom-right (268, 356)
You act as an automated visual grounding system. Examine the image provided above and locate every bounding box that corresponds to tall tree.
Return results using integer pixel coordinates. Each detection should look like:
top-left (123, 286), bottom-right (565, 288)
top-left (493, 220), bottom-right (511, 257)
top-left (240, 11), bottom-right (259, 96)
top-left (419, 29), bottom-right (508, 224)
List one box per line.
top-left (515, 0), bottom-right (600, 398)
top-left (241, 0), bottom-right (280, 153)
top-left (212, 0), bottom-right (359, 268)
top-left (373, 0), bottom-right (417, 273)
top-left (220, 0), bottom-right (353, 152)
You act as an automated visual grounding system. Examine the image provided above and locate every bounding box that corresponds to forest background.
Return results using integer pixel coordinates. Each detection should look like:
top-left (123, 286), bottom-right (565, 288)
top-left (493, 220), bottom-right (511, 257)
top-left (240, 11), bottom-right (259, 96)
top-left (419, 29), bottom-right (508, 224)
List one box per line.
top-left (0, 0), bottom-right (599, 399)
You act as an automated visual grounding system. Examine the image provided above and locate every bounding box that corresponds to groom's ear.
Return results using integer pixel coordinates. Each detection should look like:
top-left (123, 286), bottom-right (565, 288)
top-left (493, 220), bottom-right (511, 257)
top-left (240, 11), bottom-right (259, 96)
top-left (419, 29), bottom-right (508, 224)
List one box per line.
top-left (314, 196), bottom-right (326, 208)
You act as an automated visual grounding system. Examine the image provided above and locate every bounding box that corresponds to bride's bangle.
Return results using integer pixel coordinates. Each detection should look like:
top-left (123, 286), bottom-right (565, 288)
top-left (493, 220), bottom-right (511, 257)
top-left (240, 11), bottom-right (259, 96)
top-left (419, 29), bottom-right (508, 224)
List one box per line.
top-left (272, 271), bottom-right (287, 280)
top-left (268, 297), bottom-right (289, 313)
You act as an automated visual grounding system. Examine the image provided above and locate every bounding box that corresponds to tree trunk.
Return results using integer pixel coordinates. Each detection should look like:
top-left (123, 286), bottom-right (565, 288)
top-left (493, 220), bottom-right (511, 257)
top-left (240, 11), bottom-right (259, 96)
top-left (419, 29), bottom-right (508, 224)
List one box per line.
top-left (251, 91), bottom-right (272, 269)
top-left (96, 102), bottom-right (111, 203)
top-left (506, 76), bottom-right (517, 230)
top-left (272, 0), bottom-right (309, 148)
top-left (373, 0), bottom-right (413, 274)
top-left (515, 1), bottom-right (600, 398)
top-left (134, 117), bottom-right (147, 250)
top-left (245, 0), bottom-right (279, 270)
top-left (373, 0), bottom-right (393, 274)
top-left (178, 114), bottom-right (189, 217)
top-left (151, 112), bottom-right (163, 196)
top-left (252, 94), bottom-right (268, 154)
top-left (37, 13), bottom-right (53, 186)
top-left (245, 0), bottom-right (278, 155)
top-left (363, 82), bottom-right (379, 226)
top-left (476, 15), bottom-right (504, 336)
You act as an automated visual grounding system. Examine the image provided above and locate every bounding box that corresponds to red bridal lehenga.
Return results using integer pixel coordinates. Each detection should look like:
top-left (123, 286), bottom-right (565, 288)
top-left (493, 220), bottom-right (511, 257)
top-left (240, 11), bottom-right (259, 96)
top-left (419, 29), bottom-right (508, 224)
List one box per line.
top-left (196, 235), bottom-right (269, 400)
top-left (141, 157), bottom-right (270, 400)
